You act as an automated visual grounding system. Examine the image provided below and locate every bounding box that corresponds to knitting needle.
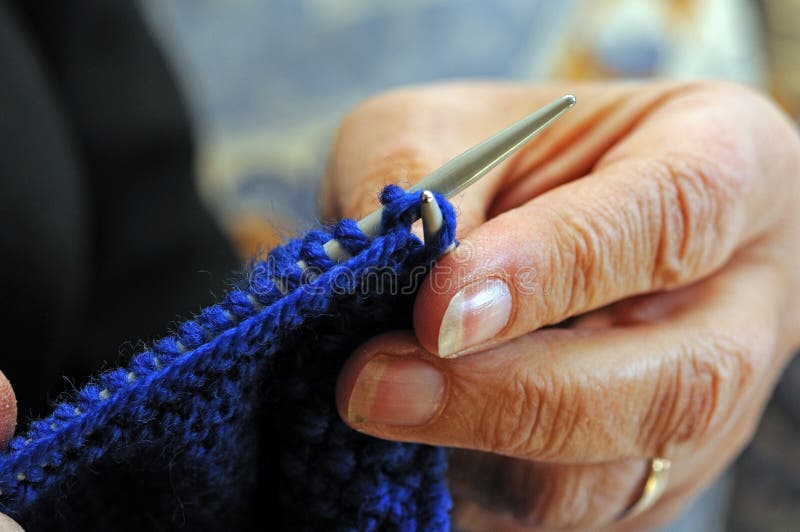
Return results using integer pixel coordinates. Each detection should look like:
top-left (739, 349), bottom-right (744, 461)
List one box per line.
top-left (420, 190), bottom-right (445, 245)
top-left (321, 94), bottom-right (576, 263)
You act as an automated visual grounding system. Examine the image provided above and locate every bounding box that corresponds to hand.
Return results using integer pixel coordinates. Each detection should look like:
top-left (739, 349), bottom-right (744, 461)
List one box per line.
top-left (325, 82), bottom-right (800, 530)
top-left (0, 374), bottom-right (20, 531)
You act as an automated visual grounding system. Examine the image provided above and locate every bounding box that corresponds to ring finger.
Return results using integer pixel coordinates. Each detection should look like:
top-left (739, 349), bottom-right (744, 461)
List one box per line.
top-left (448, 333), bottom-right (781, 532)
top-left (449, 453), bottom-right (649, 529)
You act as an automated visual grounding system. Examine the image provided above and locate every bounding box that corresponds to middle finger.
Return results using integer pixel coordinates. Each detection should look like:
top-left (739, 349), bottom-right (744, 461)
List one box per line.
top-left (337, 254), bottom-right (778, 463)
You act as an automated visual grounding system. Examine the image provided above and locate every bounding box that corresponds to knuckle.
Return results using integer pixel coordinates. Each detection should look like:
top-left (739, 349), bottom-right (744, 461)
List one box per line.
top-left (364, 144), bottom-right (435, 187)
top-left (532, 375), bottom-right (586, 461)
top-left (469, 360), bottom-right (584, 460)
top-left (331, 88), bottom-right (441, 216)
top-left (338, 144), bottom-right (432, 216)
top-left (640, 329), bottom-right (759, 453)
top-left (520, 466), bottom-right (590, 529)
top-left (327, 88), bottom-right (445, 216)
top-left (515, 462), bottom-right (643, 529)
top-left (647, 152), bottom-right (746, 288)
top-left (543, 206), bottom-right (610, 318)
top-left (470, 365), bottom-right (548, 457)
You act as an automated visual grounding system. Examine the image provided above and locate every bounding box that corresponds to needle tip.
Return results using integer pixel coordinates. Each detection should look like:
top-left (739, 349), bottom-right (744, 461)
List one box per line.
top-left (420, 189), bottom-right (444, 245)
top-left (564, 94), bottom-right (577, 107)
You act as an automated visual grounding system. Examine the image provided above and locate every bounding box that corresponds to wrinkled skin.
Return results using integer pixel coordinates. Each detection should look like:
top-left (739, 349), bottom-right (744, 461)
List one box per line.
top-left (327, 82), bottom-right (800, 530)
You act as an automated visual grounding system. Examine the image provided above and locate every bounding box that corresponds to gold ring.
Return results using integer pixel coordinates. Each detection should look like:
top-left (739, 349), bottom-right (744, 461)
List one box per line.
top-left (620, 458), bottom-right (671, 521)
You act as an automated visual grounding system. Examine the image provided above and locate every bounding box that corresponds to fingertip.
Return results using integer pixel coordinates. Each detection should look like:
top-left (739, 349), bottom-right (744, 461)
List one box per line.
top-left (0, 371), bottom-right (16, 448)
top-left (0, 512), bottom-right (23, 532)
top-left (336, 331), bottom-right (432, 428)
top-left (335, 331), bottom-right (420, 417)
top-left (335, 347), bottom-right (368, 425)
top-left (413, 274), bottom-right (451, 356)
top-left (413, 241), bottom-right (486, 357)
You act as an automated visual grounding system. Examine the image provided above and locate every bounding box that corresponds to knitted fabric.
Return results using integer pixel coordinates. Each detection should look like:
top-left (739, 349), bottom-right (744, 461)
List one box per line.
top-left (0, 185), bottom-right (457, 531)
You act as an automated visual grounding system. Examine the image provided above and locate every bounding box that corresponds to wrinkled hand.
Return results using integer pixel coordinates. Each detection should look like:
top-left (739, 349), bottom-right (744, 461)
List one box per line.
top-left (325, 82), bottom-right (800, 530)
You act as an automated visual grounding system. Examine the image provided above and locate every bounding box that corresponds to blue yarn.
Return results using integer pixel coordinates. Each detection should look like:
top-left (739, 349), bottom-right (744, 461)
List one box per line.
top-left (0, 186), bottom-right (457, 530)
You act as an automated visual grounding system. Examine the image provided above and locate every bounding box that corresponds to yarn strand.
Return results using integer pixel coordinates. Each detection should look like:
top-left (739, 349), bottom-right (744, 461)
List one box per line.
top-left (0, 186), bottom-right (456, 531)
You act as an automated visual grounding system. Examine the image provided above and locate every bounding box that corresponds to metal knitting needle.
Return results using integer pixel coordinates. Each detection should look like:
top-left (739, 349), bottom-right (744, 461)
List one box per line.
top-left (321, 94), bottom-right (576, 263)
top-left (420, 190), bottom-right (445, 245)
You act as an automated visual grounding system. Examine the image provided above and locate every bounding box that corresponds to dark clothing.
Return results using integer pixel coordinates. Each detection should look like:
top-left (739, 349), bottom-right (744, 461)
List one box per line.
top-left (0, 0), bottom-right (238, 418)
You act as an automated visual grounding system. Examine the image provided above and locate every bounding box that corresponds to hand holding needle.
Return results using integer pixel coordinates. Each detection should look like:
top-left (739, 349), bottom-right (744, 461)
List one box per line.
top-left (319, 94), bottom-right (576, 263)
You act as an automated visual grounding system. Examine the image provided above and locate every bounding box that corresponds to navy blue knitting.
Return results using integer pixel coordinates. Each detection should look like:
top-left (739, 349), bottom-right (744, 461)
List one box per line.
top-left (0, 185), bottom-right (456, 530)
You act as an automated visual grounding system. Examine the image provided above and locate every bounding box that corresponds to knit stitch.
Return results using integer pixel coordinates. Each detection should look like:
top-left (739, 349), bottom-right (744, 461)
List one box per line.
top-left (0, 185), bottom-right (457, 531)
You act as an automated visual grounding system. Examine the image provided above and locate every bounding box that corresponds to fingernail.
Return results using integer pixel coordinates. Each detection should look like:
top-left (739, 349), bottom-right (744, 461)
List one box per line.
top-left (438, 278), bottom-right (511, 357)
top-left (347, 355), bottom-right (444, 426)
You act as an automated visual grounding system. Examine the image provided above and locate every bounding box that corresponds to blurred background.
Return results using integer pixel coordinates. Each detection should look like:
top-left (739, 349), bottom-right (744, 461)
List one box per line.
top-left (135, 1), bottom-right (796, 530)
top-left (138, 0), bottom-right (800, 250)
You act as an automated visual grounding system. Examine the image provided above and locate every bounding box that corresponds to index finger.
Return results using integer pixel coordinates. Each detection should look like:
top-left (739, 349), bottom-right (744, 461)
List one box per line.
top-left (321, 82), bottom-right (602, 236)
top-left (414, 82), bottom-right (799, 357)
top-left (337, 250), bottom-right (780, 463)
